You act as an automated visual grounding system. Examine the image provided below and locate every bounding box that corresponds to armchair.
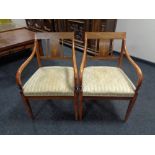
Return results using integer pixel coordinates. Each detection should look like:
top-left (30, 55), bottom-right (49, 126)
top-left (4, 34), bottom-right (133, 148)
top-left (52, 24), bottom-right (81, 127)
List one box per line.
top-left (16, 32), bottom-right (78, 120)
top-left (79, 32), bottom-right (143, 121)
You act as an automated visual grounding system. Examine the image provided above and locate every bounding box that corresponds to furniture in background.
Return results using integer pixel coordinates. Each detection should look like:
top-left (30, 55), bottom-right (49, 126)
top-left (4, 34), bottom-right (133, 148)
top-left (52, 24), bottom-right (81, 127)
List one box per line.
top-left (26, 19), bottom-right (55, 32)
top-left (16, 32), bottom-right (78, 120)
top-left (79, 32), bottom-right (143, 121)
top-left (0, 27), bottom-right (35, 57)
top-left (25, 19), bottom-right (117, 55)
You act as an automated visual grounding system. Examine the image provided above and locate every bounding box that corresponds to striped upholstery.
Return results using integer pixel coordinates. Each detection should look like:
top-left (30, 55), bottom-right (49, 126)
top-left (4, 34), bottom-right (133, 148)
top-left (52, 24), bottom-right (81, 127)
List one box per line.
top-left (23, 66), bottom-right (74, 96)
top-left (82, 66), bottom-right (135, 97)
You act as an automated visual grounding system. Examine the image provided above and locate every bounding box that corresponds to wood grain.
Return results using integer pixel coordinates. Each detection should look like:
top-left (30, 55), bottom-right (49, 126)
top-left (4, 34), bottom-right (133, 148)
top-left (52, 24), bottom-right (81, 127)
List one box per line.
top-left (0, 28), bottom-right (35, 52)
top-left (16, 32), bottom-right (78, 120)
top-left (79, 32), bottom-right (143, 122)
top-left (86, 32), bottom-right (126, 39)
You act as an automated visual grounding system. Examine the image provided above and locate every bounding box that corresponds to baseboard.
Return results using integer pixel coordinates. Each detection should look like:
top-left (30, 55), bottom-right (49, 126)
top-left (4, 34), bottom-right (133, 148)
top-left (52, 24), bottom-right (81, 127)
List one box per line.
top-left (80, 48), bottom-right (155, 67)
top-left (113, 51), bottom-right (155, 67)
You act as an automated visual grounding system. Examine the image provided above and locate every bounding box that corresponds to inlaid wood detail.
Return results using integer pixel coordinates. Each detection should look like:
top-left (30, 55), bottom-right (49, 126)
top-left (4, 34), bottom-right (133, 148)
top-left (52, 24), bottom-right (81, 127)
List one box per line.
top-left (79, 32), bottom-right (143, 122)
top-left (99, 39), bottom-right (111, 56)
top-left (16, 32), bottom-right (78, 120)
top-left (35, 32), bottom-right (74, 59)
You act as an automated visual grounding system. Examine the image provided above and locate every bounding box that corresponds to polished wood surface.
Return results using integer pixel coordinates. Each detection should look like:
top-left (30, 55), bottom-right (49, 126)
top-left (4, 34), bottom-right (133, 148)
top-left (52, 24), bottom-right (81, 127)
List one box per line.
top-left (16, 32), bottom-right (78, 120)
top-left (86, 32), bottom-right (126, 39)
top-left (79, 32), bottom-right (143, 122)
top-left (0, 27), bottom-right (35, 57)
top-left (0, 28), bottom-right (34, 51)
top-left (124, 44), bottom-right (143, 92)
top-left (16, 40), bottom-right (37, 90)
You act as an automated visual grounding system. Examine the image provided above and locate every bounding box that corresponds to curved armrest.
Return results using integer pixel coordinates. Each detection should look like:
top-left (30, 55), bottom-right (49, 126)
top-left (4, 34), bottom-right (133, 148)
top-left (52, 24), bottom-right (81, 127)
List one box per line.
top-left (72, 41), bottom-right (78, 90)
top-left (16, 41), bottom-right (37, 90)
top-left (79, 43), bottom-right (87, 89)
top-left (124, 45), bottom-right (143, 92)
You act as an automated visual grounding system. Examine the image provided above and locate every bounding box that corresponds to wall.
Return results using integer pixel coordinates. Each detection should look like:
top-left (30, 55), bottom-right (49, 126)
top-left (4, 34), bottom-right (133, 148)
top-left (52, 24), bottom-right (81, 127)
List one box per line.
top-left (10, 19), bottom-right (155, 63)
top-left (11, 19), bottom-right (26, 27)
top-left (115, 19), bottom-right (155, 63)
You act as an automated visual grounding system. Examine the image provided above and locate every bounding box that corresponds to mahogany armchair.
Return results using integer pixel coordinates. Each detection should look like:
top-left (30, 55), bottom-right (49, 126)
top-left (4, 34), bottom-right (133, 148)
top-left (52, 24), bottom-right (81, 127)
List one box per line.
top-left (16, 32), bottom-right (78, 120)
top-left (79, 32), bottom-right (143, 121)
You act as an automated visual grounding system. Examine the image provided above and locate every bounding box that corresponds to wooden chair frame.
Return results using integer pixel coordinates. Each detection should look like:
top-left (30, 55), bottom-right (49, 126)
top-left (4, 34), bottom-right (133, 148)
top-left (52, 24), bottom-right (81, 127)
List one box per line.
top-left (16, 32), bottom-right (78, 120)
top-left (79, 32), bottom-right (143, 122)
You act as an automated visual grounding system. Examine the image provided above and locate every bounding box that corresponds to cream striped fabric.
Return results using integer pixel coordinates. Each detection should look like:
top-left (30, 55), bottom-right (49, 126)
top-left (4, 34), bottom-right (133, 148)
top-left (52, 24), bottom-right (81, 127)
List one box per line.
top-left (82, 66), bottom-right (135, 97)
top-left (23, 66), bottom-right (74, 96)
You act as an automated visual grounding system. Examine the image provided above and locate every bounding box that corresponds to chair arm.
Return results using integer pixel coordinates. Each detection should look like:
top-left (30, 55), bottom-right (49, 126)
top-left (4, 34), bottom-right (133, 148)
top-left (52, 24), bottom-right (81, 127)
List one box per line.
top-left (79, 47), bottom-right (87, 89)
top-left (72, 43), bottom-right (78, 90)
top-left (124, 45), bottom-right (143, 92)
top-left (16, 41), bottom-right (37, 90)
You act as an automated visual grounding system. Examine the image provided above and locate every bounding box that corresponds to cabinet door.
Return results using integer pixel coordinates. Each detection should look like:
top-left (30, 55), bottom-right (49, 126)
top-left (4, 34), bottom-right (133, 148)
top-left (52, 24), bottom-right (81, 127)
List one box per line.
top-left (88, 19), bottom-right (117, 54)
top-left (65, 19), bottom-right (86, 46)
top-left (87, 19), bottom-right (100, 50)
top-left (54, 19), bottom-right (66, 32)
top-left (26, 19), bottom-right (55, 32)
top-left (26, 19), bottom-right (43, 31)
top-left (105, 19), bottom-right (117, 31)
top-left (91, 19), bottom-right (117, 32)
top-left (42, 20), bottom-right (55, 31)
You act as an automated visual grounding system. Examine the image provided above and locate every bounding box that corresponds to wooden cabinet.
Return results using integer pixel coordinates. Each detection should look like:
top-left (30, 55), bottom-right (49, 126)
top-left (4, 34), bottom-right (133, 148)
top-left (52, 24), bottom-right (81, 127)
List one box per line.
top-left (26, 19), bottom-right (117, 54)
top-left (0, 28), bottom-right (34, 57)
top-left (53, 20), bottom-right (90, 50)
top-left (26, 19), bottom-right (55, 32)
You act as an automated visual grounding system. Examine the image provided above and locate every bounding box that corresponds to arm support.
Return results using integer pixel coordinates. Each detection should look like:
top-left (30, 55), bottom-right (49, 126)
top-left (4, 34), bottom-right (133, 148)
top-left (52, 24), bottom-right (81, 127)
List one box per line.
top-left (72, 40), bottom-right (78, 90)
top-left (16, 41), bottom-right (37, 90)
top-left (79, 40), bottom-right (87, 89)
top-left (124, 45), bottom-right (143, 92)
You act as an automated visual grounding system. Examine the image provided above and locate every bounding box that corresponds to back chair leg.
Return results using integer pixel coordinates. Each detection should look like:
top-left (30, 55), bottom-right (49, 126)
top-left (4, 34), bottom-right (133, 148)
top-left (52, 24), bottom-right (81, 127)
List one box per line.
top-left (125, 94), bottom-right (138, 122)
top-left (79, 93), bottom-right (83, 121)
top-left (74, 93), bottom-right (78, 120)
top-left (20, 92), bottom-right (34, 119)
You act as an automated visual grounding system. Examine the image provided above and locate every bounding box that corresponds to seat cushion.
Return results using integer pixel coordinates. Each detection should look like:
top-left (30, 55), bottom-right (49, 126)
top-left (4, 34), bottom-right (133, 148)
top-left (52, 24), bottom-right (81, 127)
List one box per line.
top-left (82, 66), bottom-right (136, 97)
top-left (23, 66), bottom-right (74, 96)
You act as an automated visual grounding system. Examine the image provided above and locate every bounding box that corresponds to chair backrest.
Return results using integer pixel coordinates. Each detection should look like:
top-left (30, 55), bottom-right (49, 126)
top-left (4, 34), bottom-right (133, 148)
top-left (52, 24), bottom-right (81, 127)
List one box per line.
top-left (85, 32), bottom-right (126, 61)
top-left (35, 32), bottom-right (75, 62)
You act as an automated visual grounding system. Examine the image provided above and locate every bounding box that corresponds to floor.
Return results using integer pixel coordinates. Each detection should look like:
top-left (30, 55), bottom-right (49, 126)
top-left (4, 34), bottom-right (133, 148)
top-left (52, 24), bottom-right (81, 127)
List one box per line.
top-left (0, 47), bottom-right (155, 134)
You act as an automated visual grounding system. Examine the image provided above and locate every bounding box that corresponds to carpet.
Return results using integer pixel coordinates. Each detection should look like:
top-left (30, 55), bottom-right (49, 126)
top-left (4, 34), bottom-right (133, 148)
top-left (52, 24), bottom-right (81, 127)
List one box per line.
top-left (0, 46), bottom-right (155, 134)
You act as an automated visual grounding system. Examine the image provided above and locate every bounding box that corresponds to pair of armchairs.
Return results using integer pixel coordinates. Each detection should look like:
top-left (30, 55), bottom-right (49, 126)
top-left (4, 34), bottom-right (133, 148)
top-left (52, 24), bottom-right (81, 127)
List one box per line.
top-left (16, 32), bottom-right (143, 122)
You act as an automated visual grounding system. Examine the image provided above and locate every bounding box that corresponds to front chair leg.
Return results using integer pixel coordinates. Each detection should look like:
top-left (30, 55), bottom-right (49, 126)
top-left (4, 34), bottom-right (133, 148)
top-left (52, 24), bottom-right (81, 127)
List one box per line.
top-left (20, 92), bottom-right (34, 119)
top-left (79, 92), bottom-right (83, 121)
top-left (125, 94), bottom-right (138, 122)
top-left (74, 92), bottom-right (78, 120)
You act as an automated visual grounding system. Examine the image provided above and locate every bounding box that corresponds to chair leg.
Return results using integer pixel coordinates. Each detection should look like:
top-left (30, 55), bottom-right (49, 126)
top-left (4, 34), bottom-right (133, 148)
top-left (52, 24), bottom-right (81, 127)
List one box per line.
top-left (79, 92), bottom-right (83, 121)
top-left (125, 94), bottom-right (138, 122)
top-left (20, 92), bottom-right (34, 119)
top-left (74, 93), bottom-right (78, 120)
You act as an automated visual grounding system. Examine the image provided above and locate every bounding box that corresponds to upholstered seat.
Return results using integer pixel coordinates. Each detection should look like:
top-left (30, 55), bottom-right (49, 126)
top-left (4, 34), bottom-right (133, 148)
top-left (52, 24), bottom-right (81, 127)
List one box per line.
top-left (79, 32), bottom-right (143, 121)
top-left (82, 66), bottom-right (135, 97)
top-left (16, 32), bottom-right (79, 120)
top-left (23, 66), bottom-right (74, 96)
